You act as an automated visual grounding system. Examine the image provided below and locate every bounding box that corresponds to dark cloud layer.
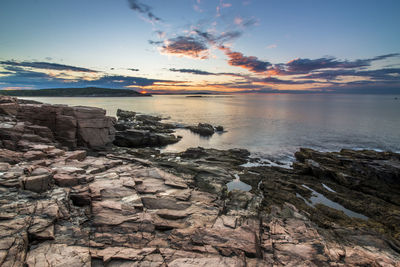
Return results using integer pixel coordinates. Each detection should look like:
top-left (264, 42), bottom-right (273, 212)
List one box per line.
top-left (0, 62), bottom-right (172, 89)
top-left (302, 68), bottom-right (400, 81)
top-left (127, 0), bottom-right (161, 22)
top-left (169, 68), bottom-right (216, 75)
top-left (162, 36), bottom-right (208, 59)
top-left (220, 46), bottom-right (271, 73)
top-left (285, 53), bottom-right (399, 74)
top-left (260, 77), bottom-right (316, 85)
top-left (0, 61), bottom-right (98, 73)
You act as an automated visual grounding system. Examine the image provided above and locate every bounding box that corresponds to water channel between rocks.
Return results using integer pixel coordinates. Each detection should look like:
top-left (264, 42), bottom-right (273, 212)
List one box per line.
top-left (300, 185), bottom-right (369, 220)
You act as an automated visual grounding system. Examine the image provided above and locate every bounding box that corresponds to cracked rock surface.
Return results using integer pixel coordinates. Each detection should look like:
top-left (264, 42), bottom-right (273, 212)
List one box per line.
top-left (0, 96), bottom-right (399, 266)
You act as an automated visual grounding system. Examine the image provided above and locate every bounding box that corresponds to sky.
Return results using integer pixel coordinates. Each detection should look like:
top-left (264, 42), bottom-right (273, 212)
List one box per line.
top-left (0, 0), bottom-right (399, 94)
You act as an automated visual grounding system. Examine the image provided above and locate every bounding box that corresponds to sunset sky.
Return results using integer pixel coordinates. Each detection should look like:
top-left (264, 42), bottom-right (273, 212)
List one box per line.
top-left (0, 0), bottom-right (399, 93)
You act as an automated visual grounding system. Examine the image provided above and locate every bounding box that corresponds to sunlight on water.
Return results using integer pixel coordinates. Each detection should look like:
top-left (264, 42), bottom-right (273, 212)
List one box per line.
top-left (22, 94), bottom-right (400, 162)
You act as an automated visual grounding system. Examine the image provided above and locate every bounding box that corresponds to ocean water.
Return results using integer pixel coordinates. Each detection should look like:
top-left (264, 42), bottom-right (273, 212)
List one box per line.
top-left (22, 94), bottom-right (400, 164)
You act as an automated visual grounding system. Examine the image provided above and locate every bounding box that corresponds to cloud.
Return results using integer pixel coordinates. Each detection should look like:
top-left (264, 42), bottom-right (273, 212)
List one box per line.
top-left (148, 40), bottom-right (164, 45)
top-left (266, 44), bottom-right (277, 49)
top-left (0, 60), bottom-right (98, 73)
top-left (234, 16), bottom-right (243, 25)
top-left (169, 68), bottom-right (244, 77)
top-left (169, 68), bottom-right (216, 75)
top-left (161, 36), bottom-right (209, 59)
top-left (0, 62), bottom-right (175, 90)
top-left (220, 46), bottom-right (271, 73)
top-left (259, 77), bottom-right (316, 85)
top-left (285, 53), bottom-right (400, 74)
top-left (302, 68), bottom-right (400, 81)
top-left (127, 0), bottom-right (161, 22)
top-left (195, 30), bottom-right (242, 46)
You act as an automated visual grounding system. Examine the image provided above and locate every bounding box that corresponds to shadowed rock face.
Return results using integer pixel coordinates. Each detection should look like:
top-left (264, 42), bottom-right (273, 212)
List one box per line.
top-left (0, 97), bottom-right (400, 266)
top-left (0, 96), bottom-right (115, 150)
top-left (113, 109), bottom-right (181, 148)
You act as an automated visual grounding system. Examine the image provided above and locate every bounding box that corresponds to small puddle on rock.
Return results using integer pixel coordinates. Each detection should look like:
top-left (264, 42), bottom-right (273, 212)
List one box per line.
top-left (227, 174), bottom-right (252, 192)
top-left (301, 185), bottom-right (368, 220)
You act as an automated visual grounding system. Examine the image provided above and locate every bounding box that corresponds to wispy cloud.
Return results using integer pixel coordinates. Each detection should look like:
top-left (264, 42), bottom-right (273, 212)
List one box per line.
top-left (0, 60), bottom-right (98, 73)
top-left (169, 68), bottom-right (216, 75)
top-left (127, 0), bottom-right (161, 22)
top-left (285, 53), bottom-right (400, 74)
top-left (0, 61), bottom-right (175, 90)
top-left (169, 68), bottom-right (244, 77)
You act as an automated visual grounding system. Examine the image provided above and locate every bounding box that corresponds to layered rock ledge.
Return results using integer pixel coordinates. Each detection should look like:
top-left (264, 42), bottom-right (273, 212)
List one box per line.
top-left (0, 96), bottom-right (399, 266)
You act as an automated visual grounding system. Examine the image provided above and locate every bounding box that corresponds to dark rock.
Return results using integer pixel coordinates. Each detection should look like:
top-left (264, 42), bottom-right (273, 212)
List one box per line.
top-left (21, 174), bottom-right (52, 193)
top-left (188, 123), bottom-right (215, 136)
top-left (215, 125), bottom-right (224, 131)
top-left (116, 109), bottom-right (136, 121)
top-left (114, 129), bottom-right (180, 148)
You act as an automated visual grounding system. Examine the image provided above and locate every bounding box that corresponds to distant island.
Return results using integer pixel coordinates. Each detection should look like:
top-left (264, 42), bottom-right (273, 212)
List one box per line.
top-left (0, 87), bottom-right (151, 97)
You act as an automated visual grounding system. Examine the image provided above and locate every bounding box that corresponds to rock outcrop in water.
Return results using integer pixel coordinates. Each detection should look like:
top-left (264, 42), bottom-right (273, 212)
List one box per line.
top-left (0, 96), bottom-right (399, 266)
top-left (113, 109), bottom-right (181, 148)
top-left (187, 123), bottom-right (225, 136)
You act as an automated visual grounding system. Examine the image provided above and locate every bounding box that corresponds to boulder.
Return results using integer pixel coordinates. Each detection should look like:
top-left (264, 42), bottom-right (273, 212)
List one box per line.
top-left (188, 123), bottom-right (215, 136)
top-left (21, 174), bottom-right (52, 193)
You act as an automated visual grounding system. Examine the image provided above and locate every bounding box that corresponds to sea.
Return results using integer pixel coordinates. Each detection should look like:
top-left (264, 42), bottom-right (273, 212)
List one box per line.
top-left (22, 94), bottom-right (400, 167)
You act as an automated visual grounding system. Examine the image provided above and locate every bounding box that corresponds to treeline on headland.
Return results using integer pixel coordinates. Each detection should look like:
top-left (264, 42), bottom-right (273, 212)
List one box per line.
top-left (0, 87), bottom-right (151, 97)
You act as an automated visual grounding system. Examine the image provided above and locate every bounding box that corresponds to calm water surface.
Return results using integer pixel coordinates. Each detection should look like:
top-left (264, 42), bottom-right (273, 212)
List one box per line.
top-left (22, 94), bottom-right (400, 164)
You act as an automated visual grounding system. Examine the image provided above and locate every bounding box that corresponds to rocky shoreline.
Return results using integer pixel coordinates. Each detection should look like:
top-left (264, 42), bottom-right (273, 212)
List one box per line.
top-left (0, 96), bottom-right (399, 266)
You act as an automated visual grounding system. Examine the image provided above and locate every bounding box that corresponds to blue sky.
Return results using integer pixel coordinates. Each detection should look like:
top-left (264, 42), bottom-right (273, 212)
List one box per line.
top-left (0, 0), bottom-right (399, 93)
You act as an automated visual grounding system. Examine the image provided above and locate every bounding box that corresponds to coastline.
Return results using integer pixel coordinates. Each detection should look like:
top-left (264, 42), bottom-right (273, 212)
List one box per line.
top-left (0, 96), bottom-right (399, 266)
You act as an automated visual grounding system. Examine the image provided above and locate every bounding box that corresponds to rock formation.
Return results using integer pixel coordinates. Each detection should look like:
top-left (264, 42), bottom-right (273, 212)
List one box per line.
top-left (0, 96), bottom-right (115, 150)
top-left (0, 97), bottom-right (399, 266)
top-left (113, 109), bottom-right (181, 148)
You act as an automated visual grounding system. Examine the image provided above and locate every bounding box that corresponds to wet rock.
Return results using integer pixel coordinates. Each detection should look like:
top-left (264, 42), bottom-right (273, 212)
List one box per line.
top-left (188, 123), bottom-right (215, 136)
top-left (116, 109), bottom-right (136, 121)
top-left (215, 125), bottom-right (224, 132)
top-left (114, 129), bottom-right (180, 148)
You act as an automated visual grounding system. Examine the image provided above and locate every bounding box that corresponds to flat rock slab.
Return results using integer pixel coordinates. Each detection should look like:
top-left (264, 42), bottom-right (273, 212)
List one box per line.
top-left (26, 243), bottom-right (90, 267)
top-left (141, 197), bottom-right (191, 210)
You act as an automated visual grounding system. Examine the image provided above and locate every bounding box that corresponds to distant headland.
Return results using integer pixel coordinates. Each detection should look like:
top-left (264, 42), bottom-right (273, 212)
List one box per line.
top-left (0, 87), bottom-right (151, 97)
